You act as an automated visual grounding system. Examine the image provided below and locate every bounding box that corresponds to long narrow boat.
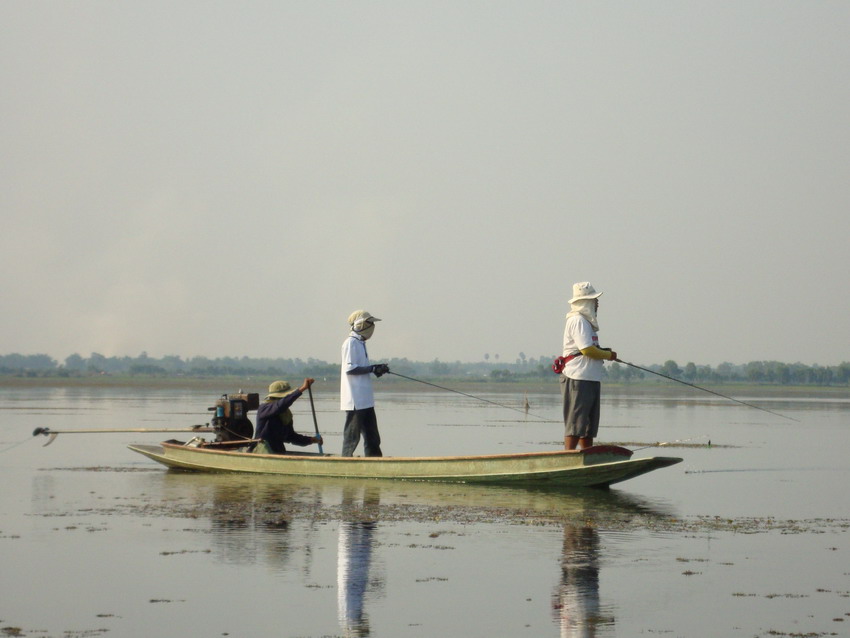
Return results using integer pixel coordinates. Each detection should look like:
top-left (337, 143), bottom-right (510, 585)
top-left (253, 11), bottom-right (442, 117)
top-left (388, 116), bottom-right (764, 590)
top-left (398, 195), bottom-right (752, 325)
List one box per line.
top-left (128, 440), bottom-right (682, 488)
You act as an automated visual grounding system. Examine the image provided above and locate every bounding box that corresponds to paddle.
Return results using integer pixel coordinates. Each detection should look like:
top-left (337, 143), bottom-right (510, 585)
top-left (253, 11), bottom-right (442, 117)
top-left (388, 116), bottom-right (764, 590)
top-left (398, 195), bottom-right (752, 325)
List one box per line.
top-left (307, 386), bottom-right (324, 454)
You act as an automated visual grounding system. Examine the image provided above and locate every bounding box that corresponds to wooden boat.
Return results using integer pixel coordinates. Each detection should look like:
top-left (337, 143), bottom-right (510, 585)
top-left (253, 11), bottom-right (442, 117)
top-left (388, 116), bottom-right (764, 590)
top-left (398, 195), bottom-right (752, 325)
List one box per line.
top-left (128, 440), bottom-right (682, 488)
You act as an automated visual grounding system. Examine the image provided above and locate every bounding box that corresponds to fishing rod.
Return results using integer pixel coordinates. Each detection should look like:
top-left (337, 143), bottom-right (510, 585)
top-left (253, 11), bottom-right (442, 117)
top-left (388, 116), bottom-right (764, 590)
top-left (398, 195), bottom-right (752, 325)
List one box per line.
top-left (387, 371), bottom-right (549, 421)
top-left (616, 360), bottom-right (799, 422)
top-left (32, 426), bottom-right (213, 447)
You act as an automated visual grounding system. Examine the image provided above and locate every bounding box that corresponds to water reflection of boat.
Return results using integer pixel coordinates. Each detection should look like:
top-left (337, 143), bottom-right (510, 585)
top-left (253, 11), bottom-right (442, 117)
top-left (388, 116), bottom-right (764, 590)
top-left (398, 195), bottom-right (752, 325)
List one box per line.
top-left (156, 470), bottom-right (675, 529)
top-left (152, 473), bottom-right (668, 637)
top-left (129, 441), bottom-right (681, 488)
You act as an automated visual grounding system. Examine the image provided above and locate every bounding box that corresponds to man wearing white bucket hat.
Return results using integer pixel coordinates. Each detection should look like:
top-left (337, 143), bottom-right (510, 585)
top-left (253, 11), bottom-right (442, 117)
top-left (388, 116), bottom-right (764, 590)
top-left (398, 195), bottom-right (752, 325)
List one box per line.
top-left (559, 282), bottom-right (618, 450)
top-left (340, 310), bottom-right (390, 456)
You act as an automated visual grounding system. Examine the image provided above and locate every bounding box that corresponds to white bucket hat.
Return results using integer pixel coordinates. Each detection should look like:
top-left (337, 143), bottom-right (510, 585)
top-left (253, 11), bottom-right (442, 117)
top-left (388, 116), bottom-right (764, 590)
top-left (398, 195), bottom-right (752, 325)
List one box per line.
top-left (569, 282), bottom-right (602, 303)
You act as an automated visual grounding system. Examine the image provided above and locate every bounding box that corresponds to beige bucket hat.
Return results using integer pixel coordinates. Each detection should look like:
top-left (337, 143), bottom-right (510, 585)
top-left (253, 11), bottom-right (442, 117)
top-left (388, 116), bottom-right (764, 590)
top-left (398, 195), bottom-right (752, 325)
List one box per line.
top-left (569, 282), bottom-right (603, 303)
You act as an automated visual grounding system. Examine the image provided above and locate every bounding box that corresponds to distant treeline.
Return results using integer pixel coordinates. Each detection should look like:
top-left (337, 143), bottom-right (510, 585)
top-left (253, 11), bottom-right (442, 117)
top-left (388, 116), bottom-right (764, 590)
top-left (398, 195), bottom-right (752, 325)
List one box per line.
top-left (1, 352), bottom-right (849, 387)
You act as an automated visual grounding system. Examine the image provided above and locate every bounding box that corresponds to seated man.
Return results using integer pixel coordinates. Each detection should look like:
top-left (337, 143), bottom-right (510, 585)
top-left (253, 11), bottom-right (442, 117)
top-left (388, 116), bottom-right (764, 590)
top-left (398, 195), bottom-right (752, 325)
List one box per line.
top-left (255, 378), bottom-right (323, 454)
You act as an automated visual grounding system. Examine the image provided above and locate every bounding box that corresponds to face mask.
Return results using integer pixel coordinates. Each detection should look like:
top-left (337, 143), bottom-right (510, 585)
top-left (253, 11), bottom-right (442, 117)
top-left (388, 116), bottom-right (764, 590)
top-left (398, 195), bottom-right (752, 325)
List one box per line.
top-left (353, 321), bottom-right (375, 340)
top-left (567, 299), bottom-right (599, 331)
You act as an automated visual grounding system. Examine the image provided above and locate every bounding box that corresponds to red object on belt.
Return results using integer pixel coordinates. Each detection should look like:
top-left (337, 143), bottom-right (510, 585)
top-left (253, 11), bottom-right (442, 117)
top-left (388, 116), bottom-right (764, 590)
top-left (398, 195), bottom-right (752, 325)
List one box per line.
top-left (552, 353), bottom-right (581, 374)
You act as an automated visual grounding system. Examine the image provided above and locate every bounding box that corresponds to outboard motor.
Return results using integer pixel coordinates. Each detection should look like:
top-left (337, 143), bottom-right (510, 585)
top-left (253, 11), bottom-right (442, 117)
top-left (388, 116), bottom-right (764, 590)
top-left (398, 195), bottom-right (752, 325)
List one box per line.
top-left (209, 392), bottom-right (259, 442)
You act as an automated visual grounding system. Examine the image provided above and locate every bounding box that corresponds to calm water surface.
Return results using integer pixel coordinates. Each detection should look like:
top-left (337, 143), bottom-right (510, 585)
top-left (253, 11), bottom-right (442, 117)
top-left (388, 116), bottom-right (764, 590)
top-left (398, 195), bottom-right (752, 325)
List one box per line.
top-left (1, 383), bottom-right (848, 637)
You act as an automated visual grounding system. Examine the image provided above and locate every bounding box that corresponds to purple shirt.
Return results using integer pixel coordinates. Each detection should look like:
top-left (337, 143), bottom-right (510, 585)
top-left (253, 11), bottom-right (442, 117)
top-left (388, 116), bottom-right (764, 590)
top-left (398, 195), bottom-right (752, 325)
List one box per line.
top-left (255, 390), bottom-right (313, 453)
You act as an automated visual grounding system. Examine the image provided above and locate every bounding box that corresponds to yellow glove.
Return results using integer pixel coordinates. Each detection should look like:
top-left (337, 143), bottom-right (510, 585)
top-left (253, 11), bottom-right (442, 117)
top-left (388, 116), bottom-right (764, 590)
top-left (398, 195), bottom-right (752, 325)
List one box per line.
top-left (579, 346), bottom-right (617, 361)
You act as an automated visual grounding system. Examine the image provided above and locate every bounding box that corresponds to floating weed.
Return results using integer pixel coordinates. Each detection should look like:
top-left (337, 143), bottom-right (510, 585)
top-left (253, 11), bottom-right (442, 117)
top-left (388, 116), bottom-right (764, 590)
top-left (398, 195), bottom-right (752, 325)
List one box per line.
top-left (415, 577), bottom-right (448, 583)
top-left (160, 549), bottom-right (212, 556)
top-left (406, 543), bottom-right (454, 550)
top-left (41, 494), bottom-right (850, 536)
top-left (763, 631), bottom-right (833, 636)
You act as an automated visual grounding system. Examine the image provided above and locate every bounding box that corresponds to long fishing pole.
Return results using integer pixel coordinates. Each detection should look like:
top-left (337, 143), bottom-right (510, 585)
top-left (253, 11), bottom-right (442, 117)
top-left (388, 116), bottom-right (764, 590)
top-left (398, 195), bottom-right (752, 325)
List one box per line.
top-left (387, 371), bottom-right (549, 421)
top-left (616, 360), bottom-right (799, 422)
top-left (32, 426), bottom-right (213, 446)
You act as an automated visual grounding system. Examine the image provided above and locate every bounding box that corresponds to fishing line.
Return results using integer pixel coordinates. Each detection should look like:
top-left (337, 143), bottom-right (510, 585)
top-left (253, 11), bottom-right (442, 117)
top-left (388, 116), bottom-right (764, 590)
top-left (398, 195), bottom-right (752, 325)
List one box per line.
top-left (631, 434), bottom-right (711, 452)
top-left (0, 435), bottom-right (34, 454)
top-left (617, 360), bottom-right (799, 422)
top-left (387, 371), bottom-right (550, 421)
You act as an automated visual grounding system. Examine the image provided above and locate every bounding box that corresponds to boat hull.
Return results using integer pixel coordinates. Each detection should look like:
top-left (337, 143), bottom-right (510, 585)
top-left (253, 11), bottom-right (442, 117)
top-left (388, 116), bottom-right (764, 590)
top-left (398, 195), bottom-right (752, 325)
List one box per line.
top-left (128, 441), bottom-right (682, 488)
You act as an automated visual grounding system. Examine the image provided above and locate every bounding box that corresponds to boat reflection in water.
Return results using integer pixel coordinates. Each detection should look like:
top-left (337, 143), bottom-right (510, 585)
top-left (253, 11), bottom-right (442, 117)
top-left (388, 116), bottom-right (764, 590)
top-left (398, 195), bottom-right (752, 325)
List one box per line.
top-left (198, 476), bottom-right (306, 570)
top-left (337, 485), bottom-right (382, 637)
top-left (156, 472), bottom-right (670, 636)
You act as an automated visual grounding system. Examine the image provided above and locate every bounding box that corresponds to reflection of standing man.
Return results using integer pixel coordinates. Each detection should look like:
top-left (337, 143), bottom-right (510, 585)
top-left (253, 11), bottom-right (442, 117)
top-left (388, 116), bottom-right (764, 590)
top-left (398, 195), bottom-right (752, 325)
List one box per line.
top-left (340, 310), bottom-right (389, 457)
top-left (552, 524), bottom-right (607, 638)
top-left (337, 486), bottom-right (381, 637)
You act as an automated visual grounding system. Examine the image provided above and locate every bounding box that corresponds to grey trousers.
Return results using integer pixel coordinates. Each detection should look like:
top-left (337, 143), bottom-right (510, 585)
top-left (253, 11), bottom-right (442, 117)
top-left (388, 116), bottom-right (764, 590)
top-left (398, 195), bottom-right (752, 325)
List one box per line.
top-left (342, 407), bottom-right (382, 457)
top-left (560, 377), bottom-right (601, 438)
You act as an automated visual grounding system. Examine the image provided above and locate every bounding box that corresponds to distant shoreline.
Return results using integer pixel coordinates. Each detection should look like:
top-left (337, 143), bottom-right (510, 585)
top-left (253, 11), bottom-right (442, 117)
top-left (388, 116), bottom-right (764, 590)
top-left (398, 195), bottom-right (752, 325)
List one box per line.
top-left (1, 374), bottom-right (846, 399)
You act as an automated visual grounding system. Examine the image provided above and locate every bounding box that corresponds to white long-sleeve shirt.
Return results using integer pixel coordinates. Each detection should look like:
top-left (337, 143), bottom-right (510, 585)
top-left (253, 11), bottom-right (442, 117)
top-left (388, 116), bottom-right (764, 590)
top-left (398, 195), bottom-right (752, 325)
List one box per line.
top-left (340, 333), bottom-right (374, 410)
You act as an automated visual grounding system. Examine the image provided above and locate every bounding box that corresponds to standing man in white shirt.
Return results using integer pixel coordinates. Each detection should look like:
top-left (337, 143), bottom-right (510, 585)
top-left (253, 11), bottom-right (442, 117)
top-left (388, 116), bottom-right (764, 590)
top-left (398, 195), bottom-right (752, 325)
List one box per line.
top-left (340, 310), bottom-right (390, 457)
top-left (560, 282), bottom-right (618, 450)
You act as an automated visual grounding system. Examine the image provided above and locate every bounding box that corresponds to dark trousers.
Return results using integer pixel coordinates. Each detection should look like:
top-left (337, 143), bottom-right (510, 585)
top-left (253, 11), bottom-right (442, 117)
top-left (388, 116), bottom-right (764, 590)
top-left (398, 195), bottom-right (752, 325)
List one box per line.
top-left (342, 407), bottom-right (382, 457)
top-left (560, 377), bottom-right (601, 438)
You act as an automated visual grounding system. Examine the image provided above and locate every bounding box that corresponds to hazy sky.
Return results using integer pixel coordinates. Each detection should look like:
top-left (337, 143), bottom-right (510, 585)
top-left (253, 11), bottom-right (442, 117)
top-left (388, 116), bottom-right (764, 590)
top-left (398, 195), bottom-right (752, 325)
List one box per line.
top-left (2, 2), bottom-right (848, 368)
